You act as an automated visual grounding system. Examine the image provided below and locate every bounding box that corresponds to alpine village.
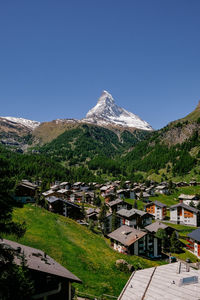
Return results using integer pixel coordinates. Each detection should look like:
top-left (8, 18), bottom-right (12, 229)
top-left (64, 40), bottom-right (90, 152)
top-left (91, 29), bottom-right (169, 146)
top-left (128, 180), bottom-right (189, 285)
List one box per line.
top-left (2, 90), bottom-right (200, 300)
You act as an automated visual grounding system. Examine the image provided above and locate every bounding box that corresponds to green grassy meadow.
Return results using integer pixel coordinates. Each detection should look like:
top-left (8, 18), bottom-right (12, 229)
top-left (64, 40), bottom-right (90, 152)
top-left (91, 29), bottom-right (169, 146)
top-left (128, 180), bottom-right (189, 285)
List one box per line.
top-left (5, 205), bottom-right (165, 298)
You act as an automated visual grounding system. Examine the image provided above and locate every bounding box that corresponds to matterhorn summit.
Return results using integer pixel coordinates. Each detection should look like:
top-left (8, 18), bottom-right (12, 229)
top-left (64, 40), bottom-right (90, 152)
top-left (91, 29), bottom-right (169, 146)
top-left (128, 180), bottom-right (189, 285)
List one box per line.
top-left (83, 90), bottom-right (153, 131)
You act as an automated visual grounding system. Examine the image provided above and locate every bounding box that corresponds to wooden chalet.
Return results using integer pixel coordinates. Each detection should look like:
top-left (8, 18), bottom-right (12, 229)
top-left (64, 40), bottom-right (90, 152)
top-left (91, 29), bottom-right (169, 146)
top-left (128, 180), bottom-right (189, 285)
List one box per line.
top-left (14, 180), bottom-right (38, 203)
top-left (108, 225), bottom-right (161, 257)
top-left (117, 189), bottom-right (136, 199)
top-left (46, 196), bottom-right (82, 220)
top-left (104, 193), bottom-right (116, 203)
top-left (155, 185), bottom-right (169, 195)
top-left (85, 208), bottom-right (98, 222)
top-left (117, 208), bottom-right (153, 229)
top-left (145, 221), bottom-right (175, 236)
top-left (136, 192), bottom-right (151, 202)
top-left (106, 198), bottom-right (132, 213)
top-left (1, 239), bottom-right (81, 300)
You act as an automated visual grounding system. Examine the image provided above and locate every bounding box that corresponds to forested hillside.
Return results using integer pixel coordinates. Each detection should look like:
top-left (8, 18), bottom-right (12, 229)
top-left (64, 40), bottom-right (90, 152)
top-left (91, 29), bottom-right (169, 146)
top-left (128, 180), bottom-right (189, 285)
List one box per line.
top-left (1, 102), bottom-right (200, 184)
top-left (37, 124), bottom-right (149, 166)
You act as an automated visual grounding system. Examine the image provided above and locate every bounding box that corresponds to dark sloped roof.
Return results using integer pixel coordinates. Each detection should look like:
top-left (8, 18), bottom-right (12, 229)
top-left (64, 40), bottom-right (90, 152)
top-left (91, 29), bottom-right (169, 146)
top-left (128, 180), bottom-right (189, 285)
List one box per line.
top-left (108, 225), bottom-right (146, 246)
top-left (108, 198), bottom-right (124, 207)
top-left (46, 196), bottom-right (60, 203)
top-left (1, 239), bottom-right (82, 283)
top-left (170, 203), bottom-right (200, 213)
top-left (86, 208), bottom-right (97, 216)
top-left (145, 221), bottom-right (169, 233)
top-left (46, 197), bottom-right (80, 209)
top-left (154, 200), bottom-right (167, 207)
top-left (117, 208), bottom-right (147, 218)
top-left (146, 200), bottom-right (167, 208)
top-left (188, 228), bottom-right (200, 243)
top-left (62, 200), bottom-right (80, 208)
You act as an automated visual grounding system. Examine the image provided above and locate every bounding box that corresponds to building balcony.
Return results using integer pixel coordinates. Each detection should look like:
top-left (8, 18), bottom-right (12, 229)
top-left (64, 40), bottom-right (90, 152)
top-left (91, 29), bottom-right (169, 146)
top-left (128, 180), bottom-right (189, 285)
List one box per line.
top-left (186, 244), bottom-right (194, 250)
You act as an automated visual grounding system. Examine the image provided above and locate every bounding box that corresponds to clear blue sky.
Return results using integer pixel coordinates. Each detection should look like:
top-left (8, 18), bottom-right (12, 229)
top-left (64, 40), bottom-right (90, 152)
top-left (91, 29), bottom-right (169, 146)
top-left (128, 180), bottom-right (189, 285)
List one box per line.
top-left (0, 0), bottom-right (200, 129)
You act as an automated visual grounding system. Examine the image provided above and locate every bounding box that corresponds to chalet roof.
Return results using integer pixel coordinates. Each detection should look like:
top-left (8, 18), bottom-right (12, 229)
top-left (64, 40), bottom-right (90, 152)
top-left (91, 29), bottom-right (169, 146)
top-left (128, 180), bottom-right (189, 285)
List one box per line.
top-left (145, 221), bottom-right (169, 233)
top-left (117, 189), bottom-right (126, 194)
top-left (136, 192), bottom-right (150, 198)
top-left (100, 186), bottom-right (109, 191)
top-left (86, 208), bottom-right (97, 216)
top-left (21, 179), bottom-right (38, 186)
top-left (62, 200), bottom-right (80, 209)
top-left (86, 208), bottom-right (96, 214)
top-left (1, 239), bottom-right (82, 283)
top-left (46, 197), bottom-right (80, 209)
top-left (117, 208), bottom-right (147, 218)
top-left (51, 184), bottom-right (60, 190)
top-left (145, 187), bottom-right (153, 192)
top-left (188, 228), bottom-right (200, 243)
top-left (104, 192), bottom-right (115, 197)
top-left (85, 192), bottom-right (95, 196)
top-left (170, 203), bottom-right (200, 213)
top-left (175, 181), bottom-right (189, 186)
top-left (146, 200), bottom-right (167, 208)
top-left (108, 225), bottom-right (146, 247)
top-left (118, 262), bottom-right (200, 300)
top-left (178, 194), bottom-right (199, 200)
top-left (42, 190), bottom-right (54, 197)
top-left (18, 180), bottom-right (38, 190)
top-left (73, 192), bottom-right (84, 197)
top-left (73, 182), bottom-right (82, 186)
top-left (46, 196), bottom-right (60, 203)
top-left (133, 187), bottom-right (141, 192)
top-left (155, 185), bottom-right (168, 190)
top-left (107, 198), bottom-right (124, 207)
top-left (60, 182), bottom-right (69, 186)
top-left (57, 189), bottom-right (69, 194)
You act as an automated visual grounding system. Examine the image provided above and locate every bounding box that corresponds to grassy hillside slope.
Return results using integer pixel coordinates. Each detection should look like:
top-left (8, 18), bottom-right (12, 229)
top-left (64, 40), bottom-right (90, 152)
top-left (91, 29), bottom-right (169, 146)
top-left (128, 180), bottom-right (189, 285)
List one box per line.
top-left (181, 101), bottom-right (200, 122)
top-left (5, 205), bottom-right (165, 298)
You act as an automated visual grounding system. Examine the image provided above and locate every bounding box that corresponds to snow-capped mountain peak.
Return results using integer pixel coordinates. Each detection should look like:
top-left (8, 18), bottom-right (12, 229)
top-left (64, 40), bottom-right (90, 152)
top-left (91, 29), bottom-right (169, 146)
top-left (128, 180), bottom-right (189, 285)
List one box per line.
top-left (1, 117), bottom-right (40, 130)
top-left (83, 91), bottom-right (153, 131)
top-left (97, 90), bottom-right (114, 104)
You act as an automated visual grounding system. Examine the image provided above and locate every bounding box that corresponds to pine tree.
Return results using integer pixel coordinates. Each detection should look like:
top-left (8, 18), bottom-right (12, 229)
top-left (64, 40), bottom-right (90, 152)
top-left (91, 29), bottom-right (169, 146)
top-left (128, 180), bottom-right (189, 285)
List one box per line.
top-left (0, 175), bottom-right (34, 298)
top-left (98, 203), bottom-right (108, 234)
top-left (111, 210), bottom-right (118, 232)
top-left (155, 228), bottom-right (169, 252)
top-left (81, 203), bottom-right (86, 219)
top-left (133, 199), bottom-right (138, 209)
top-left (170, 231), bottom-right (182, 253)
top-left (93, 195), bottom-right (101, 207)
top-left (88, 219), bottom-right (95, 232)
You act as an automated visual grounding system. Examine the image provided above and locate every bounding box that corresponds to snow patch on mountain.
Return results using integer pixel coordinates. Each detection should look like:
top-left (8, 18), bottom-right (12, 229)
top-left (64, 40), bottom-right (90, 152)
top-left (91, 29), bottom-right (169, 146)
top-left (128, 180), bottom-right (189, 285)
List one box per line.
top-left (83, 91), bottom-right (153, 131)
top-left (2, 117), bottom-right (40, 130)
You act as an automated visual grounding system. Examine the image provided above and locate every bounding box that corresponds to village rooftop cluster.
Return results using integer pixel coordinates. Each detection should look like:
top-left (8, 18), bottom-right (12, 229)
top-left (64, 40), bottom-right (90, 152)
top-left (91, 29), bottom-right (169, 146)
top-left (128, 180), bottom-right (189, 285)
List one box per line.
top-left (14, 179), bottom-right (200, 260)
